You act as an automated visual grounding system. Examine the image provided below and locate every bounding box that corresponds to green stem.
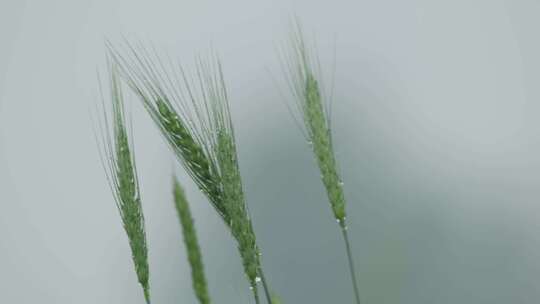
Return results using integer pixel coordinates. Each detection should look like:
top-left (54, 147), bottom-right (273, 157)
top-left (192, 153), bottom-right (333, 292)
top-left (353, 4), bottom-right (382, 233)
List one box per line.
top-left (341, 222), bottom-right (361, 304)
top-left (254, 287), bottom-right (260, 304)
top-left (258, 267), bottom-right (273, 303)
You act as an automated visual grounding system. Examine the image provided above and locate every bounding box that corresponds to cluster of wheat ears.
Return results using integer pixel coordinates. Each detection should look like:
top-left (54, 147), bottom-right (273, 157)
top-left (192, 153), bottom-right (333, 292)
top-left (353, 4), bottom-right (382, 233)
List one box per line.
top-left (96, 25), bottom-right (361, 304)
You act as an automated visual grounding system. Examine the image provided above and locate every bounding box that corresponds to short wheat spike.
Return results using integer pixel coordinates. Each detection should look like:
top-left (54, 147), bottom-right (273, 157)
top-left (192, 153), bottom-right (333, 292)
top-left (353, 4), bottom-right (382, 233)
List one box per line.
top-left (283, 25), bottom-right (361, 304)
top-left (284, 27), bottom-right (345, 223)
top-left (98, 66), bottom-right (150, 303)
top-left (173, 176), bottom-right (211, 304)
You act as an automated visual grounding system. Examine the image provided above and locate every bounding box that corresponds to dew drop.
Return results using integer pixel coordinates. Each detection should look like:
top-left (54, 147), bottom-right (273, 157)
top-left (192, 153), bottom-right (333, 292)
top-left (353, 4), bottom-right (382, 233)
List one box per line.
top-left (255, 276), bottom-right (261, 283)
top-left (338, 181), bottom-right (344, 186)
top-left (249, 286), bottom-right (254, 291)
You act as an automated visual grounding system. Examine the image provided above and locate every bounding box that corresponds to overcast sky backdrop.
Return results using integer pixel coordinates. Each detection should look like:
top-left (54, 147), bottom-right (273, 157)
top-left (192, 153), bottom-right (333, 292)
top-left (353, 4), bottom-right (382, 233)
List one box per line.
top-left (1, 0), bottom-right (540, 303)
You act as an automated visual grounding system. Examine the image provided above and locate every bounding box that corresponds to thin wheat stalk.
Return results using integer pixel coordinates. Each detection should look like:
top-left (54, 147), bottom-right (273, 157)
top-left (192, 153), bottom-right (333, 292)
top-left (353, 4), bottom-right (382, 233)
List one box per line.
top-left (173, 176), bottom-right (211, 304)
top-left (96, 65), bottom-right (151, 303)
top-left (108, 43), bottom-right (273, 304)
top-left (282, 24), bottom-right (361, 304)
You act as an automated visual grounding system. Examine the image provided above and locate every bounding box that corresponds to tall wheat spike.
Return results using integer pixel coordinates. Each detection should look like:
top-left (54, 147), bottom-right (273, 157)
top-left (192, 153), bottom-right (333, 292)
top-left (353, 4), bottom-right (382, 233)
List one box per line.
top-left (108, 43), bottom-right (272, 304)
top-left (282, 24), bottom-right (361, 304)
top-left (173, 176), bottom-right (211, 304)
top-left (97, 65), bottom-right (151, 303)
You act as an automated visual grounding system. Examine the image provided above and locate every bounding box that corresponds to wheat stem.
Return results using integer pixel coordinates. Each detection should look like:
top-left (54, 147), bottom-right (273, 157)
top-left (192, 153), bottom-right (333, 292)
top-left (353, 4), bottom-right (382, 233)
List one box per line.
top-left (341, 223), bottom-right (361, 304)
top-left (258, 267), bottom-right (273, 304)
top-left (254, 289), bottom-right (261, 304)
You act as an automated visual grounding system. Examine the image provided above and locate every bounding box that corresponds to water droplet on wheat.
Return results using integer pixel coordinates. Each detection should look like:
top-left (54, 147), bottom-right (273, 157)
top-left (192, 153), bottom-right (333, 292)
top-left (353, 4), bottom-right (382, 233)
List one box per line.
top-left (255, 276), bottom-right (261, 283)
top-left (338, 180), bottom-right (344, 186)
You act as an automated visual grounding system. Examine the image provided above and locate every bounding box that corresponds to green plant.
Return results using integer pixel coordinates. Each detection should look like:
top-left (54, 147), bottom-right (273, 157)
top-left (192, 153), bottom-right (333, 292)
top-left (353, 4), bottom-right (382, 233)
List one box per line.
top-left (282, 25), bottom-right (361, 304)
top-left (107, 45), bottom-right (273, 304)
top-left (99, 24), bottom-right (361, 304)
top-left (97, 65), bottom-right (151, 303)
top-left (173, 176), bottom-right (211, 304)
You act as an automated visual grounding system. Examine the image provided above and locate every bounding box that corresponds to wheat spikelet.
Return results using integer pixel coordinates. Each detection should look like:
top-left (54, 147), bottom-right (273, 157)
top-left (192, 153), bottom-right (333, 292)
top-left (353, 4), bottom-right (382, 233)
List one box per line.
top-left (196, 60), bottom-right (264, 299)
top-left (282, 24), bottom-right (360, 304)
top-left (107, 43), bottom-right (226, 221)
top-left (284, 26), bottom-right (346, 224)
top-left (173, 176), bottom-right (211, 304)
top-left (96, 65), bottom-right (151, 303)
top-left (216, 130), bottom-right (260, 292)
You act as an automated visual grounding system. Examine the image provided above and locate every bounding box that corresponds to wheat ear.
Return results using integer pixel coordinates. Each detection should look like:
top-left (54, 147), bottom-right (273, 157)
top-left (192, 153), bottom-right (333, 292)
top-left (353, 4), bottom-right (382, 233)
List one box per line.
top-left (173, 176), bottom-right (211, 304)
top-left (107, 42), bottom-right (224, 220)
top-left (108, 43), bottom-right (272, 304)
top-left (283, 25), bottom-right (361, 304)
top-left (97, 65), bottom-right (151, 303)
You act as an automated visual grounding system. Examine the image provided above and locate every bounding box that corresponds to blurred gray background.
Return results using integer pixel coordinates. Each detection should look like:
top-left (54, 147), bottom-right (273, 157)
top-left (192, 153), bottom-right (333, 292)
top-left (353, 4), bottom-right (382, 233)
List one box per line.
top-left (1, 0), bottom-right (540, 303)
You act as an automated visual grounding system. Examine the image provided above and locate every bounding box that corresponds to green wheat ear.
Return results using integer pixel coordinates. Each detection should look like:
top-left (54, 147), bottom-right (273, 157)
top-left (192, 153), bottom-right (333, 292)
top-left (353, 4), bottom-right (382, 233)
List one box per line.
top-left (283, 26), bottom-right (345, 223)
top-left (106, 42), bottom-right (224, 220)
top-left (97, 65), bottom-right (150, 303)
top-left (283, 24), bottom-right (361, 304)
top-left (173, 176), bottom-right (211, 304)
top-left (108, 43), bottom-right (273, 304)
top-left (216, 126), bottom-right (261, 299)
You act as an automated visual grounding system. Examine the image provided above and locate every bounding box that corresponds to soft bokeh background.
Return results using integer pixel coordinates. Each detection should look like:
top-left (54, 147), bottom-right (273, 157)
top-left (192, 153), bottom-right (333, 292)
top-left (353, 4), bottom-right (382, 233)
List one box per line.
top-left (1, 0), bottom-right (540, 303)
